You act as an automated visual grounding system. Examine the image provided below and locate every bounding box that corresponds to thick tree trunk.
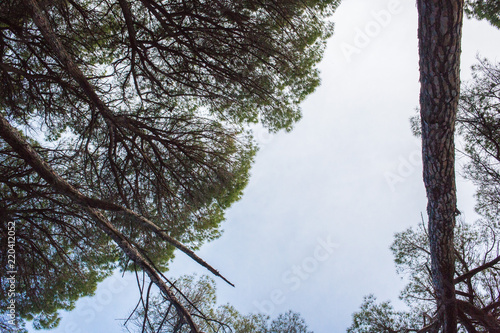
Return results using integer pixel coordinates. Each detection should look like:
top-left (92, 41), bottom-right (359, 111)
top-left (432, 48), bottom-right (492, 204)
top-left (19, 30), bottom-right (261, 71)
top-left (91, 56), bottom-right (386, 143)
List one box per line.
top-left (416, 1), bottom-right (464, 332)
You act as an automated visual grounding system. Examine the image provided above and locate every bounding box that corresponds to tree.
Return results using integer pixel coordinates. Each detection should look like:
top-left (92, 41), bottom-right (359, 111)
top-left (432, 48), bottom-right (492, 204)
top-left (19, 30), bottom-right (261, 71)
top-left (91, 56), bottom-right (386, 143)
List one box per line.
top-left (349, 59), bottom-right (500, 333)
top-left (348, 218), bottom-right (500, 333)
top-left (124, 274), bottom-right (313, 333)
top-left (416, 1), bottom-right (464, 331)
top-left (0, 0), bottom-right (339, 331)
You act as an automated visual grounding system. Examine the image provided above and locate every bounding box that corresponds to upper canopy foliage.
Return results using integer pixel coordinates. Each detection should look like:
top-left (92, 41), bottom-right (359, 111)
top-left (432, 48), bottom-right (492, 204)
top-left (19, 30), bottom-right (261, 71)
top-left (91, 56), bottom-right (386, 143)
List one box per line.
top-left (0, 0), bottom-right (339, 330)
top-left (1, 0), bottom-right (337, 132)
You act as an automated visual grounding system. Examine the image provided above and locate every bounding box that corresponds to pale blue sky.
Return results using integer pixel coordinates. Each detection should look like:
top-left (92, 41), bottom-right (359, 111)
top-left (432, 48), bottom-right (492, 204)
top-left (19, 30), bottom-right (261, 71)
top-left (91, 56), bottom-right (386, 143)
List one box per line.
top-left (27, 0), bottom-right (500, 332)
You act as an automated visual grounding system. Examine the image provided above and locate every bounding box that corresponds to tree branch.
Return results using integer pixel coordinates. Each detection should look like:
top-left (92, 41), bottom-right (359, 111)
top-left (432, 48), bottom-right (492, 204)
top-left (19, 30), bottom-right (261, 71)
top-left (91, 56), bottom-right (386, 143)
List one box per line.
top-left (454, 253), bottom-right (500, 284)
top-left (16, 0), bottom-right (234, 287)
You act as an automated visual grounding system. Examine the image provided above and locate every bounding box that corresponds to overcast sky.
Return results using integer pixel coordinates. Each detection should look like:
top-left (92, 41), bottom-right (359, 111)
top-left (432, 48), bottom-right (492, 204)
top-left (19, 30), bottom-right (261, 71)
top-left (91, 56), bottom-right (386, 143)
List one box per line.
top-left (32, 1), bottom-right (500, 332)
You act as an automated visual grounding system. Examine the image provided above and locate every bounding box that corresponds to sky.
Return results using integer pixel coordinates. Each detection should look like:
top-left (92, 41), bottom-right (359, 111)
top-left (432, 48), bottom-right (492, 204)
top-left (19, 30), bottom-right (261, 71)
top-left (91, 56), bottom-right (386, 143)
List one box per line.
top-left (28, 1), bottom-right (500, 332)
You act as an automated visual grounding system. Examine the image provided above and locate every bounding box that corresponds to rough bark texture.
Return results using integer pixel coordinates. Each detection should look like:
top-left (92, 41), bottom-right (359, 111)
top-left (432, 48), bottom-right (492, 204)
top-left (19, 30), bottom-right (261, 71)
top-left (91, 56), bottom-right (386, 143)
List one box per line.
top-left (417, 1), bottom-right (464, 332)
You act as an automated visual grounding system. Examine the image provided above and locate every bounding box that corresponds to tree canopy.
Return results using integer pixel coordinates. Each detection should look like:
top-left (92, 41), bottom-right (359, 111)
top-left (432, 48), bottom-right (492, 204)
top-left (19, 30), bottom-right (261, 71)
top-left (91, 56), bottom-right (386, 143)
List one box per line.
top-left (0, 0), bottom-right (340, 331)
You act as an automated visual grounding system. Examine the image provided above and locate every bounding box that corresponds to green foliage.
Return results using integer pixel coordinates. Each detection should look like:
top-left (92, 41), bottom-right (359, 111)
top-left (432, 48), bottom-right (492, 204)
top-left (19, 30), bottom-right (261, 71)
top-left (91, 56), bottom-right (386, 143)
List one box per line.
top-left (1, 0), bottom-right (339, 132)
top-left (348, 217), bottom-right (500, 332)
top-left (0, 315), bottom-right (27, 333)
top-left (0, 141), bottom-right (118, 329)
top-left (347, 295), bottom-right (422, 333)
top-left (411, 59), bottom-right (500, 225)
top-left (0, 0), bottom-right (339, 330)
top-left (268, 311), bottom-right (313, 333)
top-left (125, 274), bottom-right (313, 333)
top-left (382, 57), bottom-right (500, 333)
top-left (458, 58), bottom-right (500, 223)
top-left (465, 0), bottom-right (500, 29)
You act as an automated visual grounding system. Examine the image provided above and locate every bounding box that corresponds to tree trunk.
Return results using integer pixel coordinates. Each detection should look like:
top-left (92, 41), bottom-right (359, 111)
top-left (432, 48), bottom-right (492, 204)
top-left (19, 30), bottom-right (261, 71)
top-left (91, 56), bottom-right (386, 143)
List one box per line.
top-left (416, 1), bottom-right (464, 332)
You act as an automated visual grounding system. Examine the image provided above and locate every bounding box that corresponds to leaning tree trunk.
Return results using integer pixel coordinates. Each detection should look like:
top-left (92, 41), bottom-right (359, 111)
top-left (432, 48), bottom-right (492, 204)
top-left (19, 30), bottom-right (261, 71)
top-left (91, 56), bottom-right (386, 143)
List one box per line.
top-left (416, 1), bottom-right (464, 332)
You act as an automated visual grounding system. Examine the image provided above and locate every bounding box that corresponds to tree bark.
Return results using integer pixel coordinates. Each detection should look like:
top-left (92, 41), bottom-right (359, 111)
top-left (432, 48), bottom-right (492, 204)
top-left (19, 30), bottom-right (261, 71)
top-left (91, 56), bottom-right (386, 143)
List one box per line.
top-left (416, 1), bottom-right (464, 332)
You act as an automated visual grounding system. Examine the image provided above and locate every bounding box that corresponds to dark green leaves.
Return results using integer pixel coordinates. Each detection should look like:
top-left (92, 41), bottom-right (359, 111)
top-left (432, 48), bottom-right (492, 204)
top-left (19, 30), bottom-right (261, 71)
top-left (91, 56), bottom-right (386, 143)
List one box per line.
top-left (0, 0), bottom-right (339, 330)
top-left (465, 0), bottom-right (500, 29)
